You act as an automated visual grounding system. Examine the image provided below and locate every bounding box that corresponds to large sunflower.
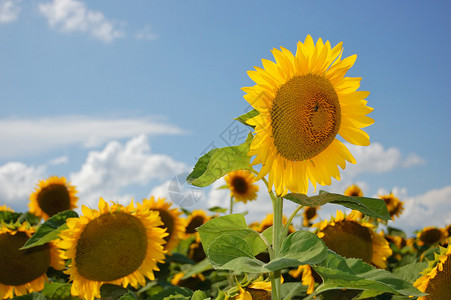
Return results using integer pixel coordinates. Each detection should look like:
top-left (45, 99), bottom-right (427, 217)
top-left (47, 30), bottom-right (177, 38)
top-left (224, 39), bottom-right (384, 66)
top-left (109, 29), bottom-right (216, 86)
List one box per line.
top-left (58, 198), bottom-right (167, 300)
top-left (0, 223), bottom-right (63, 299)
top-left (29, 176), bottom-right (78, 220)
top-left (313, 210), bottom-right (392, 268)
top-left (244, 35), bottom-right (373, 195)
top-left (224, 170), bottom-right (259, 204)
top-left (138, 196), bottom-right (186, 254)
top-left (414, 246), bottom-right (451, 299)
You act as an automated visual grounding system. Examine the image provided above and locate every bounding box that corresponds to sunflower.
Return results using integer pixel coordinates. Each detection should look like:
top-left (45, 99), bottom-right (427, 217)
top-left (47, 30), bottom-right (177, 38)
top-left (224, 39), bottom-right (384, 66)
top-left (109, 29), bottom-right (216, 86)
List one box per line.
top-left (289, 264), bottom-right (317, 294)
top-left (378, 193), bottom-right (404, 220)
top-left (234, 278), bottom-right (275, 300)
top-left (138, 196), bottom-right (185, 254)
top-left (182, 210), bottom-right (211, 239)
top-left (243, 35), bottom-right (373, 196)
top-left (313, 210), bottom-right (392, 268)
top-left (302, 206), bottom-right (319, 227)
top-left (188, 234), bottom-right (206, 263)
top-left (416, 226), bottom-right (448, 247)
top-left (224, 170), bottom-right (259, 204)
top-left (0, 205), bottom-right (13, 212)
top-left (414, 246), bottom-right (451, 299)
top-left (29, 176), bottom-right (78, 220)
top-left (257, 213), bottom-right (295, 234)
top-left (344, 184), bottom-right (363, 197)
top-left (58, 198), bottom-right (167, 300)
top-left (170, 271), bottom-right (205, 290)
top-left (0, 223), bottom-right (63, 298)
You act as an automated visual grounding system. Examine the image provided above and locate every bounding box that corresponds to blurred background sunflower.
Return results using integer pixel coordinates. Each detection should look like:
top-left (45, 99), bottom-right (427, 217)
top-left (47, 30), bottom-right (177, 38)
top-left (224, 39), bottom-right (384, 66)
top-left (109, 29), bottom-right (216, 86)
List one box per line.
top-left (224, 170), bottom-right (259, 204)
top-left (29, 176), bottom-right (78, 220)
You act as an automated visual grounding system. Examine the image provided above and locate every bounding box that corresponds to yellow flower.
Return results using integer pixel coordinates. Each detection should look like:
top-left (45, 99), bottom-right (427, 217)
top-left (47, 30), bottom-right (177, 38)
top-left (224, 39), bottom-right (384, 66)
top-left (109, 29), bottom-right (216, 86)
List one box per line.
top-left (234, 278), bottom-right (276, 300)
top-left (0, 205), bottom-right (13, 212)
top-left (224, 170), bottom-right (259, 204)
top-left (414, 246), bottom-right (451, 299)
top-left (313, 210), bottom-right (392, 268)
top-left (182, 210), bottom-right (211, 239)
top-left (416, 226), bottom-right (448, 247)
top-left (58, 198), bottom-right (167, 300)
top-left (302, 206), bottom-right (319, 227)
top-left (29, 176), bottom-right (78, 220)
top-left (138, 196), bottom-right (186, 254)
top-left (379, 193), bottom-right (404, 220)
top-left (0, 224), bottom-right (63, 299)
top-left (243, 35), bottom-right (373, 195)
top-left (289, 264), bottom-right (316, 294)
top-left (344, 184), bottom-right (363, 197)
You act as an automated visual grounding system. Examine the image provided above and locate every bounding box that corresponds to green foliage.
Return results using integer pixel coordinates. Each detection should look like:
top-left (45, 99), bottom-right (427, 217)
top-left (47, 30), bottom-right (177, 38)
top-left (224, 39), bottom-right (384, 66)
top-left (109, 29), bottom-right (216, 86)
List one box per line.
top-left (191, 290), bottom-right (211, 300)
top-left (41, 282), bottom-right (79, 300)
top-left (0, 211), bottom-right (23, 224)
top-left (21, 210), bottom-right (78, 249)
top-left (186, 133), bottom-right (253, 187)
top-left (234, 109), bottom-right (259, 128)
top-left (100, 284), bottom-right (138, 300)
top-left (11, 293), bottom-right (48, 300)
top-left (312, 251), bottom-right (426, 298)
top-left (392, 261), bottom-right (428, 282)
top-left (149, 286), bottom-right (193, 300)
top-left (207, 231), bottom-right (327, 274)
top-left (284, 190), bottom-right (391, 220)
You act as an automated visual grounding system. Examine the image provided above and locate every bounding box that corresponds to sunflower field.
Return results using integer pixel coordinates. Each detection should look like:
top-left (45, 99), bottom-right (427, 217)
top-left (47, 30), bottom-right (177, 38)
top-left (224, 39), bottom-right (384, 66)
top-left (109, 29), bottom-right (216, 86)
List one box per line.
top-left (1, 36), bottom-right (449, 300)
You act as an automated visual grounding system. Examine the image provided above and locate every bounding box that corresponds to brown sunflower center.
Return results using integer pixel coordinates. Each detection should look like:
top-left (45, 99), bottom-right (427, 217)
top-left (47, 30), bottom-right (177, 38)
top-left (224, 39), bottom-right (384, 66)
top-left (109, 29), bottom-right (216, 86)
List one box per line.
top-left (153, 209), bottom-right (174, 244)
top-left (0, 232), bottom-right (50, 286)
top-left (420, 229), bottom-right (443, 245)
top-left (75, 212), bottom-right (148, 281)
top-left (270, 74), bottom-right (341, 161)
top-left (320, 221), bottom-right (373, 264)
top-left (424, 256), bottom-right (451, 300)
top-left (185, 216), bottom-right (205, 234)
top-left (231, 176), bottom-right (249, 195)
top-left (37, 184), bottom-right (71, 217)
top-left (304, 207), bottom-right (317, 220)
top-left (248, 288), bottom-right (271, 300)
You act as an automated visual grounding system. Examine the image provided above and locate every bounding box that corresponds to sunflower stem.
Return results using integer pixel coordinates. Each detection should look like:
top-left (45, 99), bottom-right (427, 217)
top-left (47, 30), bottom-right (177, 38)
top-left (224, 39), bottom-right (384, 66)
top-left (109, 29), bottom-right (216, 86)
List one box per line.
top-left (282, 204), bottom-right (303, 238)
top-left (271, 195), bottom-right (283, 300)
top-left (229, 195), bottom-right (234, 215)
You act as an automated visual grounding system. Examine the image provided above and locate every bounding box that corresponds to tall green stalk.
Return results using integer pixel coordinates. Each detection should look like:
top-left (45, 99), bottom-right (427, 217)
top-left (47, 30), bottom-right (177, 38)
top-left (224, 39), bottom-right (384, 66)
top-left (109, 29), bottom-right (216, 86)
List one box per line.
top-left (271, 194), bottom-right (283, 300)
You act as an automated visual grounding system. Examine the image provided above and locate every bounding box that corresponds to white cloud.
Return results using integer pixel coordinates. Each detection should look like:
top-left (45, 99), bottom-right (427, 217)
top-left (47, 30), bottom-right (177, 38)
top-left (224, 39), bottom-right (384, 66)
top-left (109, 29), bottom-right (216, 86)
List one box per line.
top-left (0, 115), bottom-right (186, 160)
top-left (48, 156), bottom-right (68, 165)
top-left (0, 0), bottom-right (20, 23)
top-left (38, 0), bottom-right (124, 43)
top-left (70, 135), bottom-right (188, 208)
top-left (0, 162), bottom-right (46, 207)
top-left (135, 25), bottom-right (158, 41)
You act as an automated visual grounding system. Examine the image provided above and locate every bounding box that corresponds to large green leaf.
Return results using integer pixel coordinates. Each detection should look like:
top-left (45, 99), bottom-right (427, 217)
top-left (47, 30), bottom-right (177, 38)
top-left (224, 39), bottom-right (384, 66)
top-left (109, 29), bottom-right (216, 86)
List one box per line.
top-left (21, 210), bottom-right (79, 249)
top-left (186, 133), bottom-right (253, 187)
top-left (284, 190), bottom-right (391, 220)
top-left (207, 231), bottom-right (327, 274)
top-left (313, 251), bottom-right (426, 298)
top-left (234, 109), bottom-right (259, 128)
top-left (197, 214), bottom-right (268, 256)
top-left (41, 282), bottom-right (79, 300)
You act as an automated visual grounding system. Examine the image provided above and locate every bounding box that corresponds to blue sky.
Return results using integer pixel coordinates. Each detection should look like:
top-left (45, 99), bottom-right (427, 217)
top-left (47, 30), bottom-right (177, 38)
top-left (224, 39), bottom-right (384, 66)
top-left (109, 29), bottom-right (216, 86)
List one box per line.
top-left (0, 0), bottom-right (450, 235)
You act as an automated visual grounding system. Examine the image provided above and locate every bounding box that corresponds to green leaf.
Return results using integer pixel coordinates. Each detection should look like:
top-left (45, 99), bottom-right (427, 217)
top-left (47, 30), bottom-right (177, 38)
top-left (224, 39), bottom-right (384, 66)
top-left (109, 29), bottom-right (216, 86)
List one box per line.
top-left (386, 226), bottom-right (407, 238)
top-left (208, 206), bottom-right (228, 214)
top-left (313, 251), bottom-right (426, 298)
top-left (100, 284), bottom-right (138, 300)
top-left (234, 109), bottom-right (259, 128)
top-left (392, 261), bottom-right (428, 282)
top-left (150, 286), bottom-right (193, 300)
top-left (0, 211), bottom-right (23, 224)
top-left (207, 231), bottom-right (327, 274)
top-left (186, 133), bottom-right (253, 187)
top-left (284, 190), bottom-right (390, 220)
top-left (41, 282), bottom-right (79, 300)
top-left (181, 258), bottom-right (213, 280)
top-left (17, 212), bottom-right (41, 226)
top-left (12, 293), bottom-right (48, 300)
top-left (191, 291), bottom-right (210, 300)
top-left (21, 210), bottom-right (79, 249)
top-left (197, 214), bottom-right (267, 256)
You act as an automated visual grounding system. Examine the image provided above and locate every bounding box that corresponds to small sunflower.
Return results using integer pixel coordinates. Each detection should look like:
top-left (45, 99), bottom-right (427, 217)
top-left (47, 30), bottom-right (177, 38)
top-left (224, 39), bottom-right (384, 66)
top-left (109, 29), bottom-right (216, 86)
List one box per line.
top-left (302, 206), bottom-right (319, 227)
top-left (344, 184), bottom-right (363, 197)
top-left (257, 213), bottom-right (295, 234)
top-left (289, 264), bottom-right (317, 294)
top-left (224, 170), bottom-right (259, 204)
top-left (244, 35), bottom-right (373, 196)
top-left (29, 176), bottom-right (78, 220)
top-left (234, 278), bottom-right (274, 300)
top-left (378, 193), bottom-right (404, 220)
top-left (0, 205), bottom-right (13, 212)
top-left (0, 223), bottom-right (63, 298)
top-left (182, 210), bottom-right (211, 239)
top-left (188, 235), bottom-right (206, 263)
top-left (313, 210), bottom-right (392, 268)
top-left (414, 246), bottom-right (451, 300)
top-left (416, 226), bottom-right (448, 247)
top-left (170, 271), bottom-right (205, 290)
top-left (58, 198), bottom-right (167, 300)
top-left (138, 196), bottom-right (185, 254)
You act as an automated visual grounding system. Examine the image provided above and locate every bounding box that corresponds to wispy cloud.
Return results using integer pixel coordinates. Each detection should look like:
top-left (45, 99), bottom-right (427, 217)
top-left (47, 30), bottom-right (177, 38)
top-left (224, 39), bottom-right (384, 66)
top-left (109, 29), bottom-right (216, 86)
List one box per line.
top-left (0, 0), bottom-right (20, 23)
top-left (38, 0), bottom-right (124, 43)
top-left (0, 115), bottom-right (186, 160)
top-left (135, 25), bottom-right (158, 41)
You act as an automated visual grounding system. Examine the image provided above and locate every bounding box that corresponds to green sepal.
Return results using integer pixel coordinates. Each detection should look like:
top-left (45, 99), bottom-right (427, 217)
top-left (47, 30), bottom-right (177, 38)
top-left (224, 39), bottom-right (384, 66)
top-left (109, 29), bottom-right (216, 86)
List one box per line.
top-left (186, 133), bottom-right (253, 187)
top-left (234, 109), bottom-right (259, 128)
top-left (21, 210), bottom-right (78, 249)
top-left (284, 190), bottom-right (391, 220)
